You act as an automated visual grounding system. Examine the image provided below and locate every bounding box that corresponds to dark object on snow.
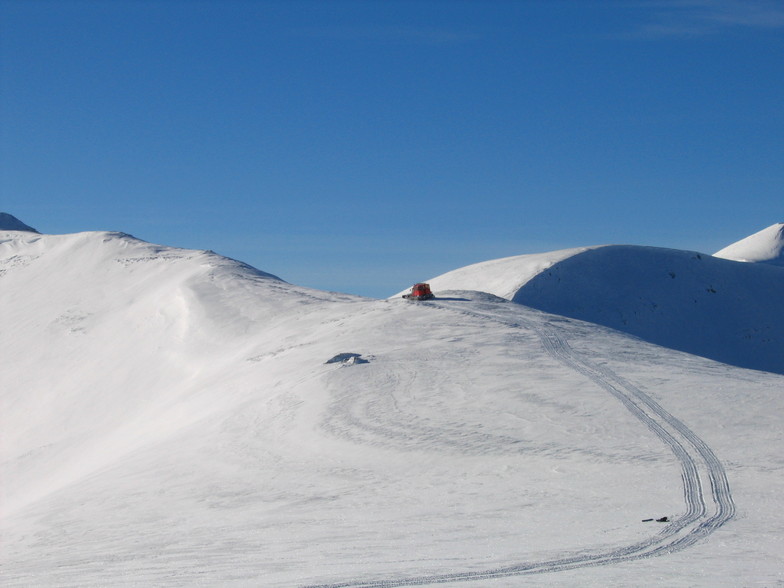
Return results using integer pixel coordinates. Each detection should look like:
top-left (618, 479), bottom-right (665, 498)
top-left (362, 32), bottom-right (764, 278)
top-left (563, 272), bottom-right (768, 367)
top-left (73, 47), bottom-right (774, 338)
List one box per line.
top-left (325, 353), bottom-right (369, 365)
top-left (642, 516), bottom-right (670, 523)
top-left (402, 283), bottom-right (434, 300)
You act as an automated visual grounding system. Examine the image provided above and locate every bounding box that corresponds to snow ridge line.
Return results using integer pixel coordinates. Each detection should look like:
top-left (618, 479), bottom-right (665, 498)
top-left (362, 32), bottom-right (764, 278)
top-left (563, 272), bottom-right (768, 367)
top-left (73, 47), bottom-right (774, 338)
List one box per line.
top-left (303, 301), bottom-right (734, 588)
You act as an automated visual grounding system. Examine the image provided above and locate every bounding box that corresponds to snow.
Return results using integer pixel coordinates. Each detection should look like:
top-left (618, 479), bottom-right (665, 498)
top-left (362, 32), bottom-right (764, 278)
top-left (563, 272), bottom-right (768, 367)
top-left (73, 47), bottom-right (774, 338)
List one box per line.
top-left (396, 246), bottom-right (594, 301)
top-left (713, 222), bottom-right (784, 266)
top-left (415, 243), bottom-right (784, 375)
top-left (2, 219), bottom-right (784, 587)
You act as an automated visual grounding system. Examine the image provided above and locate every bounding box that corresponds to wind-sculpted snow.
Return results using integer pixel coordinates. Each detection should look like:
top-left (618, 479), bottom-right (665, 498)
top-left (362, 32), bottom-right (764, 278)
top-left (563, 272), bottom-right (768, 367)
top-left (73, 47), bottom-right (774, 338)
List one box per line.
top-left (401, 246), bottom-right (593, 301)
top-left (513, 246), bottom-right (784, 374)
top-left (424, 243), bottom-right (784, 374)
top-left (2, 228), bottom-right (784, 587)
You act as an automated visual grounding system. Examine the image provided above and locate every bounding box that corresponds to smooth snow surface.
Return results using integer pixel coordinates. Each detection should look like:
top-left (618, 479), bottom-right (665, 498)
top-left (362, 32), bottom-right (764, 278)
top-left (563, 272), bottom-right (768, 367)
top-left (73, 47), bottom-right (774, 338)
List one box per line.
top-left (713, 222), bottom-right (784, 266)
top-left (401, 246), bottom-right (595, 301)
top-left (419, 244), bottom-right (784, 374)
top-left (2, 226), bottom-right (784, 587)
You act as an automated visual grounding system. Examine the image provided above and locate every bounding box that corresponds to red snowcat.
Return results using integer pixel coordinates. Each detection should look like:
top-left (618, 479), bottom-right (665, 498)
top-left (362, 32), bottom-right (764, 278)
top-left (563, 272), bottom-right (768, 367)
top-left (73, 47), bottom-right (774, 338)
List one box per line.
top-left (402, 283), bottom-right (434, 300)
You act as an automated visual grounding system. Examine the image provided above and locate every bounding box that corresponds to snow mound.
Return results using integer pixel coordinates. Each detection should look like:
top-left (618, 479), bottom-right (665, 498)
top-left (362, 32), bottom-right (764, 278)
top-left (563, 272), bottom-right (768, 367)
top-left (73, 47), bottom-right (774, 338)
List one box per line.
top-left (426, 245), bottom-right (784, 374)
top-left (0, 212), bottom-right (38, 232)
top-left (713, 223), bottom-right (784, 266)
top-left (0, 229), bottom-right (357, 517)
top-left (395, 246), bottom-right (594, 300)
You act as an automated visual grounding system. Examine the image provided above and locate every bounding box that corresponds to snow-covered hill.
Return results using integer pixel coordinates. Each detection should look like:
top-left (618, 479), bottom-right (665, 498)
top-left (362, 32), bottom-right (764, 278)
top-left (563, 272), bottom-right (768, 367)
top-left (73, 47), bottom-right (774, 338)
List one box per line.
top-left (713, 222), bottom-right (784, 266)
top-left (2, 219), bottom-right (783, 587)
top-left (421, 233), bottom-right (784, 375)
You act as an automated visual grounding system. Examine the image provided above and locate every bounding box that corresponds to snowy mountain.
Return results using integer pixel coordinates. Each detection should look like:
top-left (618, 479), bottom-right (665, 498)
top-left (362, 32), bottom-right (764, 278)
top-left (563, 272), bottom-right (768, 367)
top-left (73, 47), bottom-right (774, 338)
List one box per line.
top-left (713, 222), bottom-right (784, 266)
top-left (2, 218), bottom-right (783, 587)
top-left (421, 241), bottom-right (784, 375)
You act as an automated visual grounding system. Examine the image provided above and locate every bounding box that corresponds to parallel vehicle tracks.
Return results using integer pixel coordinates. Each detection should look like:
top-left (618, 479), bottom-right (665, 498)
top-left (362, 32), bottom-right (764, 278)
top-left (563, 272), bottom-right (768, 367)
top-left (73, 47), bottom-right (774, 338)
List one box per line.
top-left (308, 301), bottom-right (735, 587)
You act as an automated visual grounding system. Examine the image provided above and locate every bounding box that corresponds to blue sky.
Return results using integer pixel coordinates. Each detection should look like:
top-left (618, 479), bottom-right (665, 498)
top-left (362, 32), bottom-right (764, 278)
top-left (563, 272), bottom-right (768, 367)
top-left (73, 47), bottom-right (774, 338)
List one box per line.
top-left (2, 0), bottom-right (783, 298)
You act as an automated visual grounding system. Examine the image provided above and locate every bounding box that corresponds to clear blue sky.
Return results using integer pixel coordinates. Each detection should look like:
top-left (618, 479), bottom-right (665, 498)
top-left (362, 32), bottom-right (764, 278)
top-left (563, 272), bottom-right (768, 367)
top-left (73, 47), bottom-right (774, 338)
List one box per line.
top-left (2, 0), bottom-right (782, 298)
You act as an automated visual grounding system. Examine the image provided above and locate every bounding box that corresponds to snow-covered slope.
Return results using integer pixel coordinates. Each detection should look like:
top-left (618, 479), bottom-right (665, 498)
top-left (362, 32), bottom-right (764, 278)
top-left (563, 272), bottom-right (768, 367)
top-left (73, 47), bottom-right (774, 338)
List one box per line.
top-left (713, 222), bottom-right (784, 266)
top-left (514, 245), bottom-right (784, 374)
top-left (420, 241), bottom-right (784, 374)
top-left (2, 221), bottom-right (784, 587)
top-left (0, 229), bottom-right (343, 518)
top-left (405, 246), bottom-right (595, 301)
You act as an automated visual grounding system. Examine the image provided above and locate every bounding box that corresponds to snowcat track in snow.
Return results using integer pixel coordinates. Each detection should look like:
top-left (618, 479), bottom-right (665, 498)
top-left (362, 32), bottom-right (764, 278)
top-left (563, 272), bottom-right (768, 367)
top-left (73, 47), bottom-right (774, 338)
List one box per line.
top-left (307, 301), bottom-right (735, 588)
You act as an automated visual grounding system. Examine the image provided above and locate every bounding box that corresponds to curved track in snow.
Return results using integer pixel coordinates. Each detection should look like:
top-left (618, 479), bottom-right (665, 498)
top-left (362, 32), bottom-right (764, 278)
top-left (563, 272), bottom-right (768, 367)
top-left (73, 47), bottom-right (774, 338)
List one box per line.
top-left (307, 301), bottom-right (735, 587)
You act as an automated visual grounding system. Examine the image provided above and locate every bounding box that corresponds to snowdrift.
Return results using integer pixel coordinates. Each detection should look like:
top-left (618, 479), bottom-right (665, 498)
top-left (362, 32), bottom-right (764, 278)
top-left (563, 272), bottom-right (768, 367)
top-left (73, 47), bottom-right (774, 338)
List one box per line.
top-left (0, 229), bottom-right (358, 518)
top-left (425, 242), bottom-right (784, 375)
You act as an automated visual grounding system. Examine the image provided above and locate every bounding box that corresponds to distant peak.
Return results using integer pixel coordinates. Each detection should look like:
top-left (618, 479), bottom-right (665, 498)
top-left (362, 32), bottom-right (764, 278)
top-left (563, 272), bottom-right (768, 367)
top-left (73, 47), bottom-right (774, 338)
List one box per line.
top-left (0, 213), bottom-right (39, 233)
top-left (714, 223), bottom-right (784, 266)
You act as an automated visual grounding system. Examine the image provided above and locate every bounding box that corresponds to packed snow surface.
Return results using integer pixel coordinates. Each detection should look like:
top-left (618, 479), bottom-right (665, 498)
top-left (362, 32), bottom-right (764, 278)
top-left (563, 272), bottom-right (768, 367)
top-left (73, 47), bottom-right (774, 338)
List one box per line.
top-left (2, 220), bottom-right (783, 587)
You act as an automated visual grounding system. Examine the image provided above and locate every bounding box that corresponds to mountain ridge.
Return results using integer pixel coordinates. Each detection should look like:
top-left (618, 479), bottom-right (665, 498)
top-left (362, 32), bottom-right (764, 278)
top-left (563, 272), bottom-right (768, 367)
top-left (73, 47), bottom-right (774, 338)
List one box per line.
top-left (2, 219), bottom-right (783, 586)
top-left (0, 212), bottom-right (38, 233)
